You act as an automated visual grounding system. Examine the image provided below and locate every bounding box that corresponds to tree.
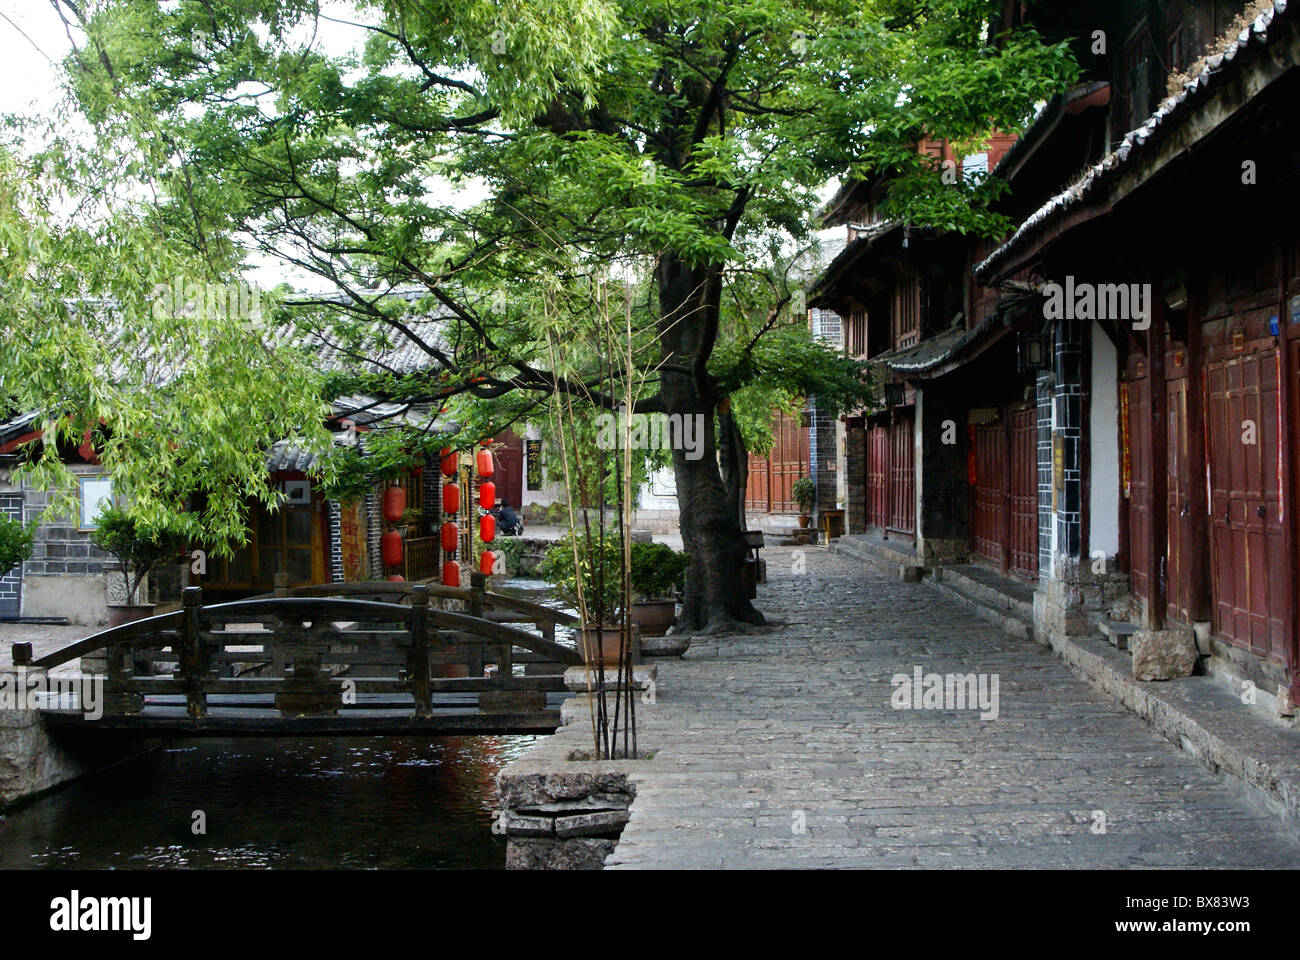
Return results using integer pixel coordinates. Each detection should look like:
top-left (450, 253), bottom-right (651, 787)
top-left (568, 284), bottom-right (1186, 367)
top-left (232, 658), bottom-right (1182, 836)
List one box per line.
top-left (0, 514), bottom-right (34, 579)
top-left (19, 0), bottom-right (1076, 631)
top-left (88, 506), bottom-right (185, 606)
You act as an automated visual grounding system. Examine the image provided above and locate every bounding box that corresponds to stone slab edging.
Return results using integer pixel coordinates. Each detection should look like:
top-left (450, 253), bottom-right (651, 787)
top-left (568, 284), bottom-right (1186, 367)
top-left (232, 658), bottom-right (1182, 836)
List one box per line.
top-left (1038, 626), bottom-right (1300, 837)
top-left (496, 693), bottom-right (650, 869)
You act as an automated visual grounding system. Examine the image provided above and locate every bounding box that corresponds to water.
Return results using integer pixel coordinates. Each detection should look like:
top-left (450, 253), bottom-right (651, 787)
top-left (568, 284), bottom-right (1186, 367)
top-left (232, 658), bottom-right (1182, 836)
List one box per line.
top-left (0, 735), bottom-right (540, 869)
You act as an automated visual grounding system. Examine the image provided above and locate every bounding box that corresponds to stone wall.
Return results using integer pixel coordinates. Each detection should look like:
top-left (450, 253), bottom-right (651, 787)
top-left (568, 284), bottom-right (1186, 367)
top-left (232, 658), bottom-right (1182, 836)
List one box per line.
top-left (915, 385), bottom-right (970, 564)
top-left (496, 708), bottom-right (639, 869)
top-left (844, 419), bottom-right (866, 535)
top-left (0, 675), bottom-right (159, 808)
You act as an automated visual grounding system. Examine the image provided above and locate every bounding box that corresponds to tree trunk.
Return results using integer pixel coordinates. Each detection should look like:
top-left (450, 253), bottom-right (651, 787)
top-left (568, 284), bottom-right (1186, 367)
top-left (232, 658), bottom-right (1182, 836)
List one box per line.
top-left (718, 403), bottom-right (749, 532)
top-left (656, 255), bottom-right (764, 632)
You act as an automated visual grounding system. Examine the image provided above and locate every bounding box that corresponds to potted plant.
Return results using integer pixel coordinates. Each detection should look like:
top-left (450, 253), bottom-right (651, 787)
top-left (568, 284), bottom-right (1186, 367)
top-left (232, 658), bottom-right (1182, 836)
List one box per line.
top-left (628, 541), bottom-right (689, 638)
top-left (792, 477), bottom-right (816, 528)
top-left (536, 533), bottom-right (638, 665)
top-left (89, 507), bottom-right (184, 626)
top-left (398, 506), bottom-right (424, 534)
top-left (0, 513), bottom-right (34, 581)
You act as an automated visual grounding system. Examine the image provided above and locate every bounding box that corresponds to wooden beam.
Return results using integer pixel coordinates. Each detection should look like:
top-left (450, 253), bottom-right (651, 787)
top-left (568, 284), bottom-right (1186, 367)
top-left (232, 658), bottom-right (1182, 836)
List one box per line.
top-left (1148, 254), bottom-right (1169, 629)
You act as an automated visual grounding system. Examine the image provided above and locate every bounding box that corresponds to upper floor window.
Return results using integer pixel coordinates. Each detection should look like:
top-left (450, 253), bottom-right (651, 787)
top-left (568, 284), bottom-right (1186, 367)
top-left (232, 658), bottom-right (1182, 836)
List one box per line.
top-left (1120, 23), bottom-right (1153, 133)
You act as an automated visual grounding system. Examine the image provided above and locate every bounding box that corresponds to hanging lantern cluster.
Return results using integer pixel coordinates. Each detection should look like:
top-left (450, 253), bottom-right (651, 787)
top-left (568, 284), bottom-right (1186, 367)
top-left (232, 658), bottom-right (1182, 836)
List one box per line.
top-left (440, 447), bottom-right (461, 587)
top-left (477, 441), bottom-right (496, 576)
top-left (382, 483), bottom-right (406, 580)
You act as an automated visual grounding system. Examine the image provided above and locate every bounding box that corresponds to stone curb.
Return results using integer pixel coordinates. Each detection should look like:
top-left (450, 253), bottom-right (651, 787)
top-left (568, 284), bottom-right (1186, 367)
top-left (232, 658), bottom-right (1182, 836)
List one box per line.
top-left (1040, 627), bottom-right (1300, 837)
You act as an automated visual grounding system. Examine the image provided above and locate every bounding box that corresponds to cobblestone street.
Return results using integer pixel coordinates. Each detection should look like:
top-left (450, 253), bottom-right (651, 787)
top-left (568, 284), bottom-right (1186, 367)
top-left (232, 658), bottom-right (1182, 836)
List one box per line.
top-left (607, 546), bottom-right (1300, 869)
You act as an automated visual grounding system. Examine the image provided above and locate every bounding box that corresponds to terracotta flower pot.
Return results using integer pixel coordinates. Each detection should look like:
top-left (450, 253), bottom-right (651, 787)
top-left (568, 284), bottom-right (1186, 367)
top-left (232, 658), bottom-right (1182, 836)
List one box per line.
top-left (105, 603), bottom-right (156, 628)
top-left (579, 624), bottom-right (640, 666)
top-left (629, 598), bottom-right (677, 638)
top-left (797, 515), bottom-right (811, 528)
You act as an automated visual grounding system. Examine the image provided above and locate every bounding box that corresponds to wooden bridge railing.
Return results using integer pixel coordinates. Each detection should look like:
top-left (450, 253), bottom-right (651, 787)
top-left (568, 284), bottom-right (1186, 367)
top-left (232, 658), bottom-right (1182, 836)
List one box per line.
top-left (11, 574), bottom-right (582, 722)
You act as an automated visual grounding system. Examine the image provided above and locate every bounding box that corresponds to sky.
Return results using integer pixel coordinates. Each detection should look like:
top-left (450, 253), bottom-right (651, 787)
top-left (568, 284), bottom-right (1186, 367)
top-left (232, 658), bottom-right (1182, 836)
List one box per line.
top-left (0, 2), bottom-right (77, 118)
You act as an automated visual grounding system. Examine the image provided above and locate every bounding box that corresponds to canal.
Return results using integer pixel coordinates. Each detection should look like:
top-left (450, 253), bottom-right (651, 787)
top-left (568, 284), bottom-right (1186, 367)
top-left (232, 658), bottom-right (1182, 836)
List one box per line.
top-left (0, 734), bottom-right (540, 869)
top-left (0, 576), bottom-right (575, 870)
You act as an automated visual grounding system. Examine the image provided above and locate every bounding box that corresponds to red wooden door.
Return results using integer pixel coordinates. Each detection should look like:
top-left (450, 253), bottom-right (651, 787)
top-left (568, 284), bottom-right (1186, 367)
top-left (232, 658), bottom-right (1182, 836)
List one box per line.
top-left (887, 414), bottom-right (915, 538)
top-left (971, 422), bottom-right (1005, 567)
top-left (1206, 332), bottom-right (1287, 662)
top-left (1008, 404), bottom-right (1038, 580)
top-left (867, 423), bottom-right (889, 528)
top-left (745, 451), bottom-right (770, 511)
top-left (770, 410), bottom-right (809, 513)
top-left (1166, 371), bottom-right (1194, 623)
top-left (493, 429), bottom-right (525, 507)
top-left (1126, 360), bottom-right (1153, 603)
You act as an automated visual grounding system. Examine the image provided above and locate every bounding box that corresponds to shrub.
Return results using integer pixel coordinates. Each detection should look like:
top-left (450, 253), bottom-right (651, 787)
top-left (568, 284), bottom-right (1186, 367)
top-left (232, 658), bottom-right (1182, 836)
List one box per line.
top-left (0, 514), bottom-right (34, 578)
top-left (629, 541), bottom-right (690, 600)
top-left (89, 507), bottom-right (185, 605)
top-left (536, 533), bottom-right (624, 621)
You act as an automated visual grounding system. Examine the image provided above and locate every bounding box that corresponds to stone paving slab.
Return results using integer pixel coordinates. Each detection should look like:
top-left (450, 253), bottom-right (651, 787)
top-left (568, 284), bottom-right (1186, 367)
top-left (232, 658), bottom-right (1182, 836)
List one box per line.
top-left (606, 546), bottom-right (1300, 869)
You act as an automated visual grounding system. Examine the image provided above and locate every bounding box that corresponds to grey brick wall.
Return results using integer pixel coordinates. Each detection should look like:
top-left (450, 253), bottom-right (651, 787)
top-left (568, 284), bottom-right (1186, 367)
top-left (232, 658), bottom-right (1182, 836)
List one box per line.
top-left (20, 486), bottom-right (109, 578)
top-left (1037, 372), bottom-right (1054, 579)
top-left (0, 494), bottom-right (20, 615)
top-left (327, 499), bottom-right (344, 583)
top-left (809, 401), bottom-right (839, 516)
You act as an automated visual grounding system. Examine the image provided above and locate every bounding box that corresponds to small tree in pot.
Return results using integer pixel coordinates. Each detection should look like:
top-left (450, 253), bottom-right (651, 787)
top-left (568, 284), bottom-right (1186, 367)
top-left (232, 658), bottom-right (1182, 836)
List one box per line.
top-left (792, 477), bottom-right (816, 528)
top-left (0, 514), bottom-right (34, 580)
top-left (628, 542), bottom-right (690, 638)
top-left (89, 506), bottom-right (185, 625)
top-left (536, 532), bottom-right (636, 665)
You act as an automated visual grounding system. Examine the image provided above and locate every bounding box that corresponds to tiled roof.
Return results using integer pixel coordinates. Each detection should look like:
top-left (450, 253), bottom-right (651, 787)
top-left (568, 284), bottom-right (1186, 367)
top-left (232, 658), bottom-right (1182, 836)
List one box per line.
top-left (874, 320), bottom-right (992, 376)
top-left (975, 1), bottom-right (1292, 280)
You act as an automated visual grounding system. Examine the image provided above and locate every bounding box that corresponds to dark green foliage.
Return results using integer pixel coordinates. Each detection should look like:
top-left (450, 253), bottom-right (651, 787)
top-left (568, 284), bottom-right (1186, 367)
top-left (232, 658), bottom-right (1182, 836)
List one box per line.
top-left (0, 514), bottom-right (34, 578)
top-left (629, 541), bottom-right (691, 600)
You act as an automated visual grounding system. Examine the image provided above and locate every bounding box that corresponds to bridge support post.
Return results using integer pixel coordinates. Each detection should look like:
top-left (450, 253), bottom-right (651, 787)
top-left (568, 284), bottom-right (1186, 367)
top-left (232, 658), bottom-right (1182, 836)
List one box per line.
top-left (180, 586), bottom-right (208, 719)
top-left (104, 643), bottom-right (143, 715)
top-left (410, 584), bottom-right (431, 718)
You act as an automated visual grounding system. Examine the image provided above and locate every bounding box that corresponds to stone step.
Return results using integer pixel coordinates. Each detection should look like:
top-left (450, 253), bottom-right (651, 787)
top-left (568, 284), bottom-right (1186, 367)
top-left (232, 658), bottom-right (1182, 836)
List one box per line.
top-left (932, 564), bottom-right (1035, 623)
top-left (929, 564), bottom-right (1034, 641)
top-left (1098, 619), bottom-right (1138, 651)
top-left (830, 535), bottom-right (923, 581)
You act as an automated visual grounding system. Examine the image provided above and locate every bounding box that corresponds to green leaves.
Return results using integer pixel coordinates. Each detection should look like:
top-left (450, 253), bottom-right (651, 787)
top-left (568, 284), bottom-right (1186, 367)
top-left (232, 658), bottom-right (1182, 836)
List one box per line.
top-left (0, 514), bottom-right (35, 579)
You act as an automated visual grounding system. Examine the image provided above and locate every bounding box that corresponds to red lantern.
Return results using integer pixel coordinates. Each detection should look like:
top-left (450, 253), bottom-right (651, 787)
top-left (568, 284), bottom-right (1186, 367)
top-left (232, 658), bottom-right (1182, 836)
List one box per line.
top-left (479, 480), bottom-right (495, 510)
top-left (381, 530), bottom-right (403, 568)
top-left (441, 561), bottom-right (461, 587)
top-left (442, 483), bottom-right (459, 514)
top-left (479, 513), bottom-right (496, 543)
top-left (440, 521), bottom-right (458, 553)
top-left (382, 484), bottom-right (406, 524)
top-left (480, 550), bottom-right (496, 576)
top-left (476, 448), bottom-right (495, 477)
top-left (440, 449), bottom-right (458, 476)
top-left (387, 574), bottom-right (404, 582)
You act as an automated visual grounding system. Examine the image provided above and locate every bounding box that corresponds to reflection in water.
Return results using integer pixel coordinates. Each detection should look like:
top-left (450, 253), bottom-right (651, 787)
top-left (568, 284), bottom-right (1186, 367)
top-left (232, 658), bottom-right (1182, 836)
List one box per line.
top-left (0, 735), bottom-right (540, 869)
